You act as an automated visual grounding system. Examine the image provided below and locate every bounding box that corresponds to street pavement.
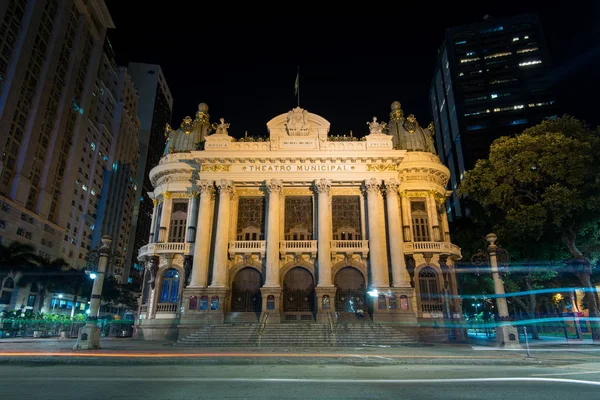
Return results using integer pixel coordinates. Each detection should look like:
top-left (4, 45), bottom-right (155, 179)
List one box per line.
top-left (1, 363), bottom-right (600, 399)
top-left (0, 334), bottom-right (598, 366)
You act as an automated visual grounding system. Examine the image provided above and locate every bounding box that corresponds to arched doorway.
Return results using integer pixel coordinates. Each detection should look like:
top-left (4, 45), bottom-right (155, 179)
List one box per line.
top-left (282, 267), bottom-right (315, 321)
top-left (231, 268), bottom-right (262, 313)
top-left (335, 267), bottom-right (366, 313)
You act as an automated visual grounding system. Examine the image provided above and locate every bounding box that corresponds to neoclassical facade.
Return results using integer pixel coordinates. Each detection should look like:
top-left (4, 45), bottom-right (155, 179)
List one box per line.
top-left (136, 102), bottom-right (464, 340)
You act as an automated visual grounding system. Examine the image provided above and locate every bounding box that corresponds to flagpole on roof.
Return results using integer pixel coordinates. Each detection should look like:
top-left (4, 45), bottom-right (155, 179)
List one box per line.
top-left (295, 66), bottom-right (300, 108)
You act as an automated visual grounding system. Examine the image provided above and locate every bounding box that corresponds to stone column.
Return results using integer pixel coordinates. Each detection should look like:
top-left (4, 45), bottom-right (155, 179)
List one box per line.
top-left (74, 235), bottom-right (111, 350)
top-left (264, 179), bottom-right (283, 287)
top-left (441, 204), bottom-right (451, 242)
top-left (158, 192), bottom-right (173, 243)
top-left (149, 199), bottom-right (158, 243)
top-left (189, 181), bottom-right (214, 288)
top-left (400, 191), bottom-right (412, 242)
top-left (261, 180), bottom-right (283, 324)
top-left (314, 179), bottom-right (333, 287)
top-left (428, 190), bottom-right (441, 241)
top-left (186, 192), bottom-right (199, 243)
top-left (384, 179), bottom-right (410, 288)
top-left (487, 233), bottom-right (520, 348)
top-left (229, 193), bottom-right (239, 241)
top-left (364, 178), bottom-right (389, 288)
top-left (210, 180), bottom-right (235, 287)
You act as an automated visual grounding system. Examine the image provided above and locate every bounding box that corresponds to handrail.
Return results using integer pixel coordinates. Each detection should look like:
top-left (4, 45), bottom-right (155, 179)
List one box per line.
top-left (258, 312), bottom-right (268, 347)
top-left (327, 312), bottom-right (336, 344)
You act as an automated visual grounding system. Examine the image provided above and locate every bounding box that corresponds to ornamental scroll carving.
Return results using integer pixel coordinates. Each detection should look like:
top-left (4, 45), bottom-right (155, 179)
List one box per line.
top-left (367, 164), bottom-right (397, 172)
top-left (362, 178), bottom-right (381, 195)
top-left (265, 179), bottom-right (284, 195)
top-left (200, 164), bottom-right (230, 172)
top-left (313, 178), bottom-right (332, 194)
top-left (384, 178), bottom-right (400, 194)
top-left (198, 180), bottom-right (215, 197)
top-left (216, 179), bottom-right (235, 196)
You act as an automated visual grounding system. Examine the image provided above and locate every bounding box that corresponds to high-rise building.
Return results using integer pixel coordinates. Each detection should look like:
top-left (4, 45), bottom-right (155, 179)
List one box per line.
top-left (125, 63), bottom-right (173, 286)
top-left (74, 40), bottom-right (140, 279)
top-left (0, 0), bottom-right (114, 261)
top-left (430, 13), bottom-right (556, 219)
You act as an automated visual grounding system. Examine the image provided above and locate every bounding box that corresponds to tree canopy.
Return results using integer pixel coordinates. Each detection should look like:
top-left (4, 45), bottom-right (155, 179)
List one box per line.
top-left (459, 115), bottom-right (600, 340)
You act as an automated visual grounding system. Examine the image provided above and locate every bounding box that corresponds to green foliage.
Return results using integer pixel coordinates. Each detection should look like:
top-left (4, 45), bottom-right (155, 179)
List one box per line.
top-left (460, 115), bottom-right (600, 261)
top-left (0, 241), bottom-right (39, 272)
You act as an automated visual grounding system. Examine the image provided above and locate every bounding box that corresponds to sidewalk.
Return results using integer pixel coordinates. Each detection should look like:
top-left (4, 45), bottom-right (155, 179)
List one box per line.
top-left (0, 336), bottom-right (597, 366)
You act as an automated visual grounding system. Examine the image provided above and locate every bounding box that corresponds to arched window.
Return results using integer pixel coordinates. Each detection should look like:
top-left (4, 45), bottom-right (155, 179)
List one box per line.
top-left (0, 278), bottom-right (15, 304)
top-left (159, 269), bottom-right (180, 303)
top-left (418, 267), bottom-right (442, 313)
top-left (30, 282), bottom-right (38, 293)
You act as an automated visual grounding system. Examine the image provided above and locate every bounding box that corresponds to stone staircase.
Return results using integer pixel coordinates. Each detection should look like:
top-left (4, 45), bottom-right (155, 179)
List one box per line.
top-left (178, 320), bottom-right (418, 347)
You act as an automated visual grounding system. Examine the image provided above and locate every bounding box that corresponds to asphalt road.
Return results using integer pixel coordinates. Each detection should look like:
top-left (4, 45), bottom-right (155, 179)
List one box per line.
top-left (2, 363), bottom-right (600, 399)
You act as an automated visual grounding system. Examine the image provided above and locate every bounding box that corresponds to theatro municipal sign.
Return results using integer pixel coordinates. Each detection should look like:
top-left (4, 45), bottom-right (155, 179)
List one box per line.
top-left (199, 163), bottom-right (400, 173)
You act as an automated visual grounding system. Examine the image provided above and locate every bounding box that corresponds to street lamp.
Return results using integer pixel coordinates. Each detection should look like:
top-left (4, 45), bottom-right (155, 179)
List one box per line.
top-left (471, 233), bottom-right (520, 348)
top-left (74, 235), bottom-right (112, 350)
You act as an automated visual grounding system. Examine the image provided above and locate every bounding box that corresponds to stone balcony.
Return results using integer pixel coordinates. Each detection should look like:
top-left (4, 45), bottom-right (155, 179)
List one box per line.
top-left (279, 240), bottom-right (318, 257)
top-left (228, 240), bottom-right (266, 258)
top-left (403, 241), bottom-right (462, 259)
top-left (330, 240), bottom-right (369, 258)
top-left (138, 242), bottom-right (193, 259)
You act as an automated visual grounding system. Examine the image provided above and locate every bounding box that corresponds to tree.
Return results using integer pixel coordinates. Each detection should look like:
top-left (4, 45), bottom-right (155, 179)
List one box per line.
top-left (0, 241), bottom-right (39, 274)
top-left (460, 115), bottom-right (600, 341)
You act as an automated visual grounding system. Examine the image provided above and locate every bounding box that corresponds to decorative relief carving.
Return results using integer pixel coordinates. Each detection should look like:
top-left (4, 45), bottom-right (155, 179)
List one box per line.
top-left (367, 164), bottom-right (398, 172)
top-left (216, 179), bottom-right (235, 196)
top-left (384, 178), bottom-right (400, 194)
top-left (362, 178), bottom-right (380, 194)
top-left (313, 178), bottom-right (332, 194)
top-left (330, 188), bottom-right (362, 196)
top-left (284, 196), bottom-right (313, 236)
top-left (285, 107), bottom-right (311, 136)
top-left (403, 114), bottom-right (418, 134)
top-left (332, 196), bottom-right (361, 234)
top-left (201, 164), bottom-right (230, 172)
top-left (265, 179), bottom-right (284, 195)
top-left (198, 179), bottom-right (215, 196)
top-left (283, 188), bottom-right (312, 196)
top-left (170, 193), bottom-right (192, 199)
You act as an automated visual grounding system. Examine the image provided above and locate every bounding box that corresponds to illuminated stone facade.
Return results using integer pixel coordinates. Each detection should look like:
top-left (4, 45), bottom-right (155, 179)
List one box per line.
top-left (135, 102), bottom-right (464, 341)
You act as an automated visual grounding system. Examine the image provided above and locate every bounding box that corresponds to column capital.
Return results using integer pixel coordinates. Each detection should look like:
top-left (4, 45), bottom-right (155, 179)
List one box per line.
top-left (163, 191), bottom-right (172, 199)
top-left (190, 191), bottom-right (199, 198)
top-left (313, 178), bottom-right (332, 195)
top-left (384, 178), bottom-right (400, 194)
top-left (199, 179), bottom-right (215, 196)
top-left (216, 179), bottom-right (235, 196)
top-left (151, 198), bottom-right (158, 206)
top-left (265, 178), bottom-right (284, 195)
top-left (362, 178), bottom-right (381, 195)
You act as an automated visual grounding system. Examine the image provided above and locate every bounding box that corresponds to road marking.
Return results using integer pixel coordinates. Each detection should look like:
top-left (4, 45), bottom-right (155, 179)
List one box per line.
top-left (0, 352), bottom-right (508, 359)
top-left (472, 346), bottom-right (600, 352)
top-left (2, 377), bottom-right (600, 386)
top-left (531, 371), bottom-right (600, 376)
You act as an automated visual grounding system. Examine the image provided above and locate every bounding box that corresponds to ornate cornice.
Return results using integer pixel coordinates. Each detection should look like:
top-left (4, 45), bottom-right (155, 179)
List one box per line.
top-left (265, 179), bottom-right (284, 195)
top-left (330, 188), bottom-right (362, 196)
top-left (313, 178), bottom-right (332, 195)
top-left (237, 189), bottom-right (265, 197)
top-left (151, 168), bottom-right (193, 187)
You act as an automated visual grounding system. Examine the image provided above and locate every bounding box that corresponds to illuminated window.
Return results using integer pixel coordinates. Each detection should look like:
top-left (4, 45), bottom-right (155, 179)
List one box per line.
top-left (519, 60), bottom-right (542, 67)
top-left (484, 52), bottom-right (511, 59)
top-left (490, 94), bottom-right (498, 99)
top-left (460, 57), bottom-right (480, 63)
top-left (512, 37), bottom-right (520, 42)
top-left (517, 47), bottom-right (538, 54)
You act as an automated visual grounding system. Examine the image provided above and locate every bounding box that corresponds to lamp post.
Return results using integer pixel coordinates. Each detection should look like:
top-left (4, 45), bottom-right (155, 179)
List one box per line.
top-left (74, 235), bottom-right (111, 350)
top-left (471, 233), bottom-right (520, 348)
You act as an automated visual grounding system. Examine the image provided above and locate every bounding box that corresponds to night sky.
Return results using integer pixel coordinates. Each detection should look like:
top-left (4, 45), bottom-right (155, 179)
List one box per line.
top-left (105, 2), bottom-right (599, 139)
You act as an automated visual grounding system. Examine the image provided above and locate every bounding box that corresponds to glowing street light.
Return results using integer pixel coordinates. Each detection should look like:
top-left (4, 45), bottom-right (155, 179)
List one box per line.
top-left (89, 273), bottom-right (97, 280)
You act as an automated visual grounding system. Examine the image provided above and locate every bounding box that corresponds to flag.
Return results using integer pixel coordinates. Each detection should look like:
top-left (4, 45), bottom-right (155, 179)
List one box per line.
top-left (294, 68), bottom-right (299, 96)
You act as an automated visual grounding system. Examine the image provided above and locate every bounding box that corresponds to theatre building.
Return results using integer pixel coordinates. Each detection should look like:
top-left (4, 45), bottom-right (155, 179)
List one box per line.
top-left (135, 101), bottom-right (464, 343)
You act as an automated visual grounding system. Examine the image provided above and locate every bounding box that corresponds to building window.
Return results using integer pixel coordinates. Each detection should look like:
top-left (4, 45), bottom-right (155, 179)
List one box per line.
top-left (419, 267), bottom-right (442, 313)
top-left (159, 269), bottom-right (180, 303)
top-left (168, 202), bottom-right (188, 242)
top-left (0, 278), bottom-right (15, 304)
top-left (27, 294), bottom-right (36, 307)
top-left (411, 201), bottom-right (430, 242)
